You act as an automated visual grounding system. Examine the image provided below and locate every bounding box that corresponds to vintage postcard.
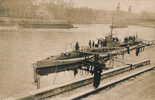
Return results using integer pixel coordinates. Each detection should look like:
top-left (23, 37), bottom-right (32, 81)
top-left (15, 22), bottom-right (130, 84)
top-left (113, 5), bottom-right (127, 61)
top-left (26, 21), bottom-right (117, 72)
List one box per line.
top-left (0, 0), bottom-right (155, 100)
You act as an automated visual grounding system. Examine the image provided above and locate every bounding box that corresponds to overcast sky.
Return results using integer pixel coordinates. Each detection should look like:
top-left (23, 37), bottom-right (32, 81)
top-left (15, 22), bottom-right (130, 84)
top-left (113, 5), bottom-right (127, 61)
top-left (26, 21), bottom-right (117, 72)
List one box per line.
top-left (73, 0), bottom-right (155, 13)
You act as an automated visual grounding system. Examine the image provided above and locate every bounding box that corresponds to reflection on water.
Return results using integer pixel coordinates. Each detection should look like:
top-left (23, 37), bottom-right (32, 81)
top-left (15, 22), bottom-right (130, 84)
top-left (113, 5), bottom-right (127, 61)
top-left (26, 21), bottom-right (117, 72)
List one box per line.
top-left (0, 24), bottom-right (154, 97)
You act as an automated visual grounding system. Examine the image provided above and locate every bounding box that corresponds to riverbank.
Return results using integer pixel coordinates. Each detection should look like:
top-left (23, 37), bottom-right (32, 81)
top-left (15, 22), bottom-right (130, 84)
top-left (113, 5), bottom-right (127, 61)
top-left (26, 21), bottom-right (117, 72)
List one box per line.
top-left (0, 17), bottom-right (74, 29)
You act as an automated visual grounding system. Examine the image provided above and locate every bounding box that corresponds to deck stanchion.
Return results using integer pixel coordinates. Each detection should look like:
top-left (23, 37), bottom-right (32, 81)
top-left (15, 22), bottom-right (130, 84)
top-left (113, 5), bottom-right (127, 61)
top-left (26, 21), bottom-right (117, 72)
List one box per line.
top-left (33, 63), bottom-right (37, 83)
top-left (36, 74), bottom-right (40, 89)
top-left (33, 63), bottom-right (40, 89)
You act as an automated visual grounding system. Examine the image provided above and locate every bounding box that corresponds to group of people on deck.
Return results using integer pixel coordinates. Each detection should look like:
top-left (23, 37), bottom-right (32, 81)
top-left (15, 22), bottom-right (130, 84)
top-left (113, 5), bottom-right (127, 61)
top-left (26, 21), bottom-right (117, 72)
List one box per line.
top-left (88, 37), bottom-right (119, 48)
top-left (75, 39), bottom-right (107, 51)
top-left (75, 37), bottom-right (120, 51)
top-left (74, 35), bottom-right (142, 55)
top-left (124, 36), bottom-right (136, 43)
top-left (88, 39), bottom-right (107, 48)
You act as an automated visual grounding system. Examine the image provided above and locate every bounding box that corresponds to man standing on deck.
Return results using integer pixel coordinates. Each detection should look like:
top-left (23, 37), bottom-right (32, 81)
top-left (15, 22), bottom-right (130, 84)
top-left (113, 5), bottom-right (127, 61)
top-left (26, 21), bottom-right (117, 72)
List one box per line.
top-left (75, 41), bottom-right (80, 51)
top-left (89, 40), bottom-right (92, 48)
top-left (92, 41), bottom-right (95, 48)
top-left (126, 45), bottom-right (130, 54)
top-left (136, 46), bottom-right (140, 56)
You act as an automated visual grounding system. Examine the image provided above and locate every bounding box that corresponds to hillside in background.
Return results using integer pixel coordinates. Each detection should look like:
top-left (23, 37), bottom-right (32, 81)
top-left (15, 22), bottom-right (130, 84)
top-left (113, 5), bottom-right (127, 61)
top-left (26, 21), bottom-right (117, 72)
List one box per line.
top-left (0, 0), bottom-right (154, 27)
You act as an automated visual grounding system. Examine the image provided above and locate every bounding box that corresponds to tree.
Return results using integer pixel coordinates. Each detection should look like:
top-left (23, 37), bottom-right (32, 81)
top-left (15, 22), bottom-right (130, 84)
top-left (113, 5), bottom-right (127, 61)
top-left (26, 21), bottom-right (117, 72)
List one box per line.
top-left (1, 0), bottom-right (34, 17)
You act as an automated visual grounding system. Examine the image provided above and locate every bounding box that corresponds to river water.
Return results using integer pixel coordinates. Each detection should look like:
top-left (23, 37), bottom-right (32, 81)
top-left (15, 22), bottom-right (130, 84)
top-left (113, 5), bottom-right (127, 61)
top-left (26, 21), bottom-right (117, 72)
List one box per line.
top-left (0, 24), bottom-right (154, 98)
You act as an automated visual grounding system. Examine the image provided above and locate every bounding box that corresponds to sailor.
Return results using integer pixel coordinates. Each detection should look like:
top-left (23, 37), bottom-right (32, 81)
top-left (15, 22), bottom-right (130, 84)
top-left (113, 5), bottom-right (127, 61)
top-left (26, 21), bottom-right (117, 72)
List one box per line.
top-left (75, 41), bottom-right (80, 51)
top-left (97, 40), bottom-right (100, 47)
top-left (95, 43), bottom-right (99, 48)
top-left (73, 69), bottom-right (78, 76)
top-left (124, 37), bottom-right (129, 43)
top-left (92, 41), bottom-right (95, 48)
top-left (101, 41), bottom-right (104, 47)
top-left (89, 40), bottom-right (92, 48)
top-left (136, 47), bottom-right (140, 56)
top-left (126, 45), bottom-right (130, 54)
top-left (93, 54), bottom-right (103, 88)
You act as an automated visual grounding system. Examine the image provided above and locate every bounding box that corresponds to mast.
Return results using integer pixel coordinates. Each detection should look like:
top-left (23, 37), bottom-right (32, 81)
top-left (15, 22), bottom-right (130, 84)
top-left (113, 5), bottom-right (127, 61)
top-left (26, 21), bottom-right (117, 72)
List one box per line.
top-left (110, 15), bottom-right (114, 38)
top-left (110, 2), bottom-right (120, 38)
top-left (110, 2), bottom-right (121, 39)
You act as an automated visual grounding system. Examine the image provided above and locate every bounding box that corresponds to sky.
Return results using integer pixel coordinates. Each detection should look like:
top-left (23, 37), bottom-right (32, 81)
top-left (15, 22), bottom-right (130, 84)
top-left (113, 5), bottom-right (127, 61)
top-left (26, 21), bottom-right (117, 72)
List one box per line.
top-left (73, 0), bottom-right (155, 13)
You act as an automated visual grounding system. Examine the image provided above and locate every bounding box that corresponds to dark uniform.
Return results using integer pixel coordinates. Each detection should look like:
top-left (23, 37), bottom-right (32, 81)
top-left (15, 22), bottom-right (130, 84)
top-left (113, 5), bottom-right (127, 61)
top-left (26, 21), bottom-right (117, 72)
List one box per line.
top-left (89, 40), bottom-right (92, 48)
top-left (75, 42), bottom-right (80, 51)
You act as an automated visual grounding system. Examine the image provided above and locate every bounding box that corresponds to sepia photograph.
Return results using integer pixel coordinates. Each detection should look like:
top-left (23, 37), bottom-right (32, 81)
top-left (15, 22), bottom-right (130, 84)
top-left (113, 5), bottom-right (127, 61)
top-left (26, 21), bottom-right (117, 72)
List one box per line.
top-left (0, 0), bottom-right (155, 100)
